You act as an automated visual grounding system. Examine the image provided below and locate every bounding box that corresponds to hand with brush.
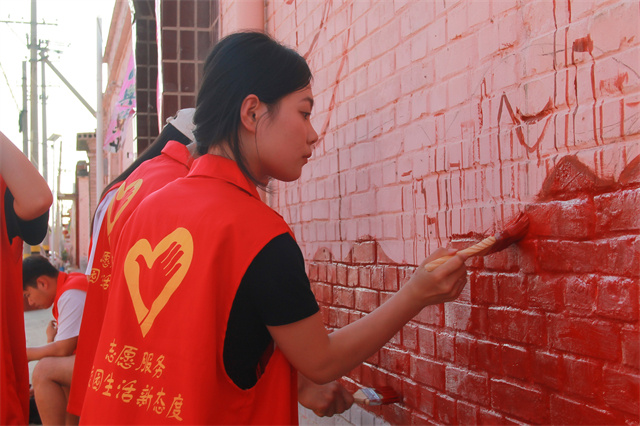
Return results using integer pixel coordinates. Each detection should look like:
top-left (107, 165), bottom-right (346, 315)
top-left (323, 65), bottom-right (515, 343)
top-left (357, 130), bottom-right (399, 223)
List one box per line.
top-left (297, 374), bottom-right (354, 417)
top-left (268, 248), bottom-right (469, 385)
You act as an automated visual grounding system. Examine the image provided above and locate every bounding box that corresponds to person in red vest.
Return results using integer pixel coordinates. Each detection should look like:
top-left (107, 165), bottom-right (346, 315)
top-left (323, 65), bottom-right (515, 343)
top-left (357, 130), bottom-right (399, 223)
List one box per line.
top-left (1, 132), bottom-right (52, 425)
top-left (80, 32), bottom-right (468, 425)
top-left (67, 109), bottom-right (197, 419)
top-left (23, 255), bottom-right (88, 425)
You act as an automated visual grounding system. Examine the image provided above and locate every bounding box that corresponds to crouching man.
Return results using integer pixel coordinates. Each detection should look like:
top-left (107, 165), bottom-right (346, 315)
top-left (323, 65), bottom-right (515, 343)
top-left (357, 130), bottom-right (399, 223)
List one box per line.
top-left (23, 255), bottom-right (88, 425)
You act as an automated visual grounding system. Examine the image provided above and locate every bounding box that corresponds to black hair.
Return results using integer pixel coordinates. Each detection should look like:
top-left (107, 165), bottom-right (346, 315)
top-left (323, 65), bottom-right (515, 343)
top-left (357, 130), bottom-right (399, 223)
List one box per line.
top-left (23, 255), bottom-right (59, 290)
top-left (193, 31), bottom-right (312, 187)
top-left (100, 123), bottom-right (192, 200)
top-left (91, 122), bottom-right (192, 236)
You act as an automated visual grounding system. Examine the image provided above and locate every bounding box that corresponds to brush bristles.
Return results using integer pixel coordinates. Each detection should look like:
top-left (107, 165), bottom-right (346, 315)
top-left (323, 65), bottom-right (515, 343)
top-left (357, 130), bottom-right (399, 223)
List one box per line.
top-left (354, 386), bottom-right (400, 405)
top-left (488, 212), bottom-right (530, 254)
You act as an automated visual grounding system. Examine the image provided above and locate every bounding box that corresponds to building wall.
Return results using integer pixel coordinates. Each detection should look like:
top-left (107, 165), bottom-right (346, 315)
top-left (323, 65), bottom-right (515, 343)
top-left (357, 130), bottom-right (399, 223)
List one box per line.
top-left (103, 1), bottom-right (135, 184)
top-left (76, 172), bottom-right (91, 273)
top-left (220, 0), bottom-right (639, 424)
top-left (158, 0), bottom-right (219, 124)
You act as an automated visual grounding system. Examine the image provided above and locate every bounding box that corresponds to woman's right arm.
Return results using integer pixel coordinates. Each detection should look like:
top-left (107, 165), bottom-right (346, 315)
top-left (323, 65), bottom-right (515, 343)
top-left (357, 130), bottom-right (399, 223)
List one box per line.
top-left (268, 248), bottom-right (468, 384)
top-left (0, 131), bottom-right (52, 221)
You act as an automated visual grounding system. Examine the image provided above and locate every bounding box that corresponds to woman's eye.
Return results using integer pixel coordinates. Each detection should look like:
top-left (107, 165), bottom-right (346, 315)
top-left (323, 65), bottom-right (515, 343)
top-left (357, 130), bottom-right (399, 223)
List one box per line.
top-left (302, 112), bottom-right (311, 120)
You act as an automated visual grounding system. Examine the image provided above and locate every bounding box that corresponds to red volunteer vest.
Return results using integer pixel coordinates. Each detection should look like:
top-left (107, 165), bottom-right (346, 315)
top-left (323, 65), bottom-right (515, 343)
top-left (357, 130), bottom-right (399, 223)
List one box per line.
top-left (52, 272), bottom-right (89, 323)
top-left (80, 155), bottom-right (298, 425)
top-left (69, 142), bottom-right (192, 415)
top-left (0, 178), bottom-right (30, 425)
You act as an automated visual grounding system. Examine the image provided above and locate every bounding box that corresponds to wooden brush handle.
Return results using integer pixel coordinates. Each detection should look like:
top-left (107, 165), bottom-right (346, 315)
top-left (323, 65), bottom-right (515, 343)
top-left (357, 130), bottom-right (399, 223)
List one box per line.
top-left (424, 236), bottom-right (497, 271)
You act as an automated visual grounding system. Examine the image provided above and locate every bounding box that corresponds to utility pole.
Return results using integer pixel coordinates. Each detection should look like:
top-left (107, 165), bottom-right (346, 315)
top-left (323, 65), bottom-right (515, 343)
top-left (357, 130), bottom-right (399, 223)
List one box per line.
top-left (29, 0), bottom-right (38, 170)
top-left (41, 44), bottom-right (48, 183)
top-left (96, 17), bottom-right (104, 197)
top-left (21, 61), bottom-right (28, 155)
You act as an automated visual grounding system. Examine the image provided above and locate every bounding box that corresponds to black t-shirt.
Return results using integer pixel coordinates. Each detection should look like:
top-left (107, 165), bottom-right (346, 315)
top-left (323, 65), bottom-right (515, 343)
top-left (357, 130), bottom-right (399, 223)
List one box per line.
top-left (4, 188), bottom-right (49, 245)
top-left (223, 232), bottom-right (319, 389)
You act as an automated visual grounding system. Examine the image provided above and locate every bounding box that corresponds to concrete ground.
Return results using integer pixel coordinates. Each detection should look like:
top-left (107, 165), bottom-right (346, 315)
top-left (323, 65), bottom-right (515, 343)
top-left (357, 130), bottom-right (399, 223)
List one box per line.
top-left (24, 307), bottom-right (52, 382)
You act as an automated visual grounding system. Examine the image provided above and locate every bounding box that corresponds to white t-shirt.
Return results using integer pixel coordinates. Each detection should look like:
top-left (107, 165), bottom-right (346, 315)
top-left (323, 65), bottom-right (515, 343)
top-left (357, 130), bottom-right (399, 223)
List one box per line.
top-left (54, 289), bottom-right (87, 341)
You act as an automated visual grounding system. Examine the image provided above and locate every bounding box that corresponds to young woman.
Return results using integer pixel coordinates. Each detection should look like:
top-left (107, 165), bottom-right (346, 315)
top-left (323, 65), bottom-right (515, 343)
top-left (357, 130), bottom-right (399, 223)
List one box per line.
top-left (80, 32), bottom-right (467, 425)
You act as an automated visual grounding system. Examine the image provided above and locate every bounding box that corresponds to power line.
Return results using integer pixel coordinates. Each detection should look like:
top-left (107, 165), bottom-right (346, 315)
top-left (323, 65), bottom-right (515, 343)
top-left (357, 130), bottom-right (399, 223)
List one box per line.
top-left (0, 60), bottom-right (20, 111)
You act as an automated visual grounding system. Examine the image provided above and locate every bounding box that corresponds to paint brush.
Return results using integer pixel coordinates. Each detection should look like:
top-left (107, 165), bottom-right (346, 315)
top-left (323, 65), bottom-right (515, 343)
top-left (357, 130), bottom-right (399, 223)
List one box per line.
top-left (353, 386), bottom-right (401, 405)
top-left (425, 212), bottom-right (530, 271)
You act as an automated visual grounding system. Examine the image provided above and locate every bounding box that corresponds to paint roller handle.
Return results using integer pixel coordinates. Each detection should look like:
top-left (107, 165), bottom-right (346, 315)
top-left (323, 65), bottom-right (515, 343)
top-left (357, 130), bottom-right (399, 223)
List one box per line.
top-left (424, 236), bottom-right (497, 272)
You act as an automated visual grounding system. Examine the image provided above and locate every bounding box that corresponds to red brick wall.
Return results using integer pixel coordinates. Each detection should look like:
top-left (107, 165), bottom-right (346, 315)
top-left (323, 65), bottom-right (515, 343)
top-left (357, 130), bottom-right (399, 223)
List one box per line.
top-left (225, 0), bottom-right (639, 423)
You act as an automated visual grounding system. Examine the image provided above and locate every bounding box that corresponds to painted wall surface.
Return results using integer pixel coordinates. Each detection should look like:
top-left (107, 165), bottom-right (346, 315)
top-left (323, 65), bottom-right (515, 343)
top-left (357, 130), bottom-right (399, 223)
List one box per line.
top-left (222, 0), bottom-right (639, 424)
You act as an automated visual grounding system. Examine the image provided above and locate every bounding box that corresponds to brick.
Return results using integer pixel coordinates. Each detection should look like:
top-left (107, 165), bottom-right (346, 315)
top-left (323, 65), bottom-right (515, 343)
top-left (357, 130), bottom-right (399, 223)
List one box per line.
top-left (444, 302), bottom-right (472, 331)
top-left (488, 307), bottom-right (546, 345)
top-left (456, 400), bottom-right (478, 426)
top-left (599, 236), bottom-right (640, 277)
top-left (417, 326), bottom-right (436, 357)
top-left (383, 265), bottom-right (399, 291)
top-left (326, 263), bottom-right (337, 283)
top-left (354, 288), bottom-right (379, 313)
top-left (402, 324), bottom-right (418, 352)
top-left (538, 241), bottom-right (594, 274)
top-left (329, 307), bottom-right (350, 329)
top-left (532, 350), bottom-right (563, 390)
top-left (595, 189), bottom-right (640, 234)
top-left (527, 274), bottom-right (563, 312)
top-left (496, 273), bottom-right (527, 308)
top-left (380, 347), bottom-right (411, 377)
top-left (416, 386), bottom-right (436, 418)
top-left (352, 240), bottom-right (377, 264)
top-left (311, 282), bottom-right (332, 304)
top-left (411, 356), bottom-right (445, 390)
top-left (436, 332), bottom-right (455, 362)
top-left (563, 274), bottom-right (597, 314)
top-left (435, 393), bottom-right (456, 425)
top-left (621, 325), bottom-right (640, 369)
top-left (358, 267), bottom-right (372, 289)
top-left (471, 273), bottom-right (498, 304)
top-left (455, 333), bottom-right (478, 368)
top-left (526, 198), bottom-right (596, 240)
top-left (550, 316), bottom-right (620, 361)
top-left (336, 264), bottom-right (348, 286)
top-left (446, 366), bottom-right (489, 406)
top-left (483, 245), bottom-right (525, 272)
top-left (563, 355), bottom-right (603, 400)
top-left (501, 344), bottom-right (531, 381)
top-left (370, 265), bottom-right (384, 291)
top-left (550, 394), bottom-right (623, 425)
top-left (596, 276), bottom-right (639, 321)
top-left (332, 286), bottom-right (354, 308)
top-left (603, 367), bottom-right (640, 415)
top-left (477, 339), bottom-right (502, 375)
top-left (490, 378), bottom-right (549, 424)
top-left (346, 266), bottom-right (358, 287)
top-left (414, 304), bottom-right (444, 326)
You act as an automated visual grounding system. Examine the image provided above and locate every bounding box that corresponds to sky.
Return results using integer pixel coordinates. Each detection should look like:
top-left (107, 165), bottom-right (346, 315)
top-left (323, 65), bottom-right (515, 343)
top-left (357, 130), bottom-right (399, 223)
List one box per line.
top-left (0, 0), bottom-right (116, 194)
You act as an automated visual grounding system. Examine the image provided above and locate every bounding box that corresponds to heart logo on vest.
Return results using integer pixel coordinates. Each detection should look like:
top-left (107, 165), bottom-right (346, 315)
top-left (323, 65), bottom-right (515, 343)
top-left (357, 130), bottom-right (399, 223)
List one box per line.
top-left (124, 227), bottom-right (194, 337)
top-left (107, 179), bottom-right (143, 236)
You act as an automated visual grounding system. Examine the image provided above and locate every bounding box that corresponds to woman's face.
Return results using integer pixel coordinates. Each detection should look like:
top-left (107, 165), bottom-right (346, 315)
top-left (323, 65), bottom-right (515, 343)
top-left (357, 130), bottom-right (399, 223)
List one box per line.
top-left (248, 85), bottom-right (318, 183)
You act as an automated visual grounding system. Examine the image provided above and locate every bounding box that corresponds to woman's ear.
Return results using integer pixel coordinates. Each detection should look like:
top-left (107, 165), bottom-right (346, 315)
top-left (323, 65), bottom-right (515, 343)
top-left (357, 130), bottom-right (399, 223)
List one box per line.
top-left (239, 94), bottom-right (264, 133)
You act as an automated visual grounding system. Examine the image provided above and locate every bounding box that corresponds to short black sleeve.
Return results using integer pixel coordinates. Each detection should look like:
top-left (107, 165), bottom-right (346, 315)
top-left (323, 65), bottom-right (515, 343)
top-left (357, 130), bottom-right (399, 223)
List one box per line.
top-left (244, 232), bottom-right (319, 326)
top-left (223, 232), bottom-right (319, 389)
top-left (5, 188), bottom-right (49, 245)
